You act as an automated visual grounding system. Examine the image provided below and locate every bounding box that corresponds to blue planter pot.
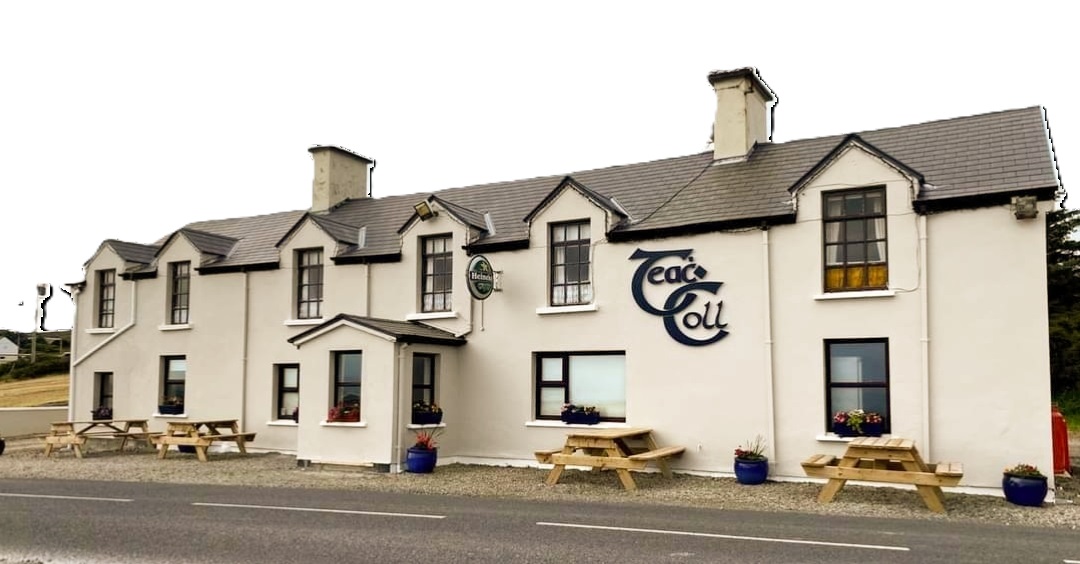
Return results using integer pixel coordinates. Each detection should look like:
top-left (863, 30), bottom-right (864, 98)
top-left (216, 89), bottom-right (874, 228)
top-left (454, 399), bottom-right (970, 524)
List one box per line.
top-left (405, 447), bottom-right (438, 473)
top-left (734, 458), bottom-right (769, 485)
top-left (1002, 474), bottom-right (1048, 507)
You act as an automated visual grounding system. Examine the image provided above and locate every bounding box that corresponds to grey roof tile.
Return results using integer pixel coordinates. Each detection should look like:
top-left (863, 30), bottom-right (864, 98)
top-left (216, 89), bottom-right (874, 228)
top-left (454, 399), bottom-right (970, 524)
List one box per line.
top-left (112, 107), bottom-right (1057, 269)
top-left (287, 313), bottom-right (466, 346)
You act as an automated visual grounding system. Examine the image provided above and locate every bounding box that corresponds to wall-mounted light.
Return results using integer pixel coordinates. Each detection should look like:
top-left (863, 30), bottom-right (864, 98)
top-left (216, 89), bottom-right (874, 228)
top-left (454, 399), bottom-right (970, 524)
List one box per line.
top-left (1012, 195), bottom-right (1038, 220)
top-left (414, 201), bottom-right (436, 221)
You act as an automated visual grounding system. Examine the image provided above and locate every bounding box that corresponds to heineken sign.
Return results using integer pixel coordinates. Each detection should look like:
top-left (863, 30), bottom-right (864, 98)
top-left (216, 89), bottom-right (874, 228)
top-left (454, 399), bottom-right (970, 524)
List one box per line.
top-left (466, 255), bottom-right (495, 300)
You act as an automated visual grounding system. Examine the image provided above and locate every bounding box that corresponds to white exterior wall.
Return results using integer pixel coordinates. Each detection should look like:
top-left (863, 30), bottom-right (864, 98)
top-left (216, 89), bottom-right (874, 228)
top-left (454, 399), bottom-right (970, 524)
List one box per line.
top-left (69, 152), bottom-right (1055, 492)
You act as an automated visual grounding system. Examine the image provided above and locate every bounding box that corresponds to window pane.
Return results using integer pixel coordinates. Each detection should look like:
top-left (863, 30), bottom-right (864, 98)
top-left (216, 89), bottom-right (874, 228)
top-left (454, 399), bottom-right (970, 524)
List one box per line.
top-left (541, 357), bottom-right (563, 381)
top-left (168, 359), bottom-right (186, 381)
top-left (338, 353), bottom-right (361, 383)
top-left (830, 342), bottom-right (887, 383)
top-left (844, 194), bottom-right (864, 215)
top-left (831, 387), bottom-right (888, 417)
top-left (866, 191), bottom-right (884, 214)
top-left (280, 392), bottom-right (299, 417)
top-left (844, 220), bottom-right (864, 242)
top-left (540, 388), bottom-right (565, 417)
top-left (868, 240), bottom-right (886, 262)
top-left (824, 222), bottom-right (841, 244)
top-left (282, 367), bottom-right (299, 388)
top-left (568, 355), bottom-right (626, 418)
top-left (825, 196), bottom-right (843, 218)
top-left (846, 243), bottom-right (865, 262)
top-left (565, 223), bottom-right (578, 241)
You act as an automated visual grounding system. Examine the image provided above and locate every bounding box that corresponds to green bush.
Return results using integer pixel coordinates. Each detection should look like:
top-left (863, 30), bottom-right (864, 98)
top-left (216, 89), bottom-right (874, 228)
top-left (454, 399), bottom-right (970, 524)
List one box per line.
top-left (1, 355), bottom-right (70, 380)
top-left (1055, 389), bottom-right (1080, 432)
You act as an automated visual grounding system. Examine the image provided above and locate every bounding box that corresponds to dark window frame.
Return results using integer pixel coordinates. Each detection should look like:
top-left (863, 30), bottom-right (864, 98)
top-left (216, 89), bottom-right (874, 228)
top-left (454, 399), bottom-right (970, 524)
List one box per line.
top-left (549, 220), bottom-right (592, 306)
top-left (95, 371), bottom-right (113, 409)
top-left (296, 248), bottom-right (324, 319)
top-left (411, 353), bottom-right (437, 405)
top-left (97, 269), bottom-right (116, 328)
top-left (332, 351), bottom-right (362, 414)
top-left (822, 186), bottom-right (888, 292)
top-left (420, 235), bottom-right (453, 312)
top-left (276, 364), bottom-right (300, 420)
top-left (161, 355), bottom-right (186, 405)
top-left (169, 261), bottom-right (190, 325)
top-left (824, 338), bottom-right (891, 433)
top-left (534, 350), bottom-right (625, 422)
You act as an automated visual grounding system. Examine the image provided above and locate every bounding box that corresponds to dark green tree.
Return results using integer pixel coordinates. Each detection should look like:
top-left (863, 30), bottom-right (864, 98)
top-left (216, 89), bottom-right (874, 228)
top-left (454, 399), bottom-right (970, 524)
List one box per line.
top-left (1047, 208), bottom-right (1080, 394)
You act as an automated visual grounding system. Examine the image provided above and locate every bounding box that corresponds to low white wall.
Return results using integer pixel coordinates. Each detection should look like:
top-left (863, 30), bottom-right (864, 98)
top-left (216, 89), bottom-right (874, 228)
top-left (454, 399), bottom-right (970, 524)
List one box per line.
top-left (0, 407), bottom-right (68, 437)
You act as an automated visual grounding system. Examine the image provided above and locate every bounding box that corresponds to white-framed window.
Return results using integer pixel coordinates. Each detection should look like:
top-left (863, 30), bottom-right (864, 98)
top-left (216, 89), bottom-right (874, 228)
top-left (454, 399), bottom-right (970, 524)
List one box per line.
top-left (535, 351), bottom-right (625, 421)
top-left (329, 351), bottom-right (361, 422)
top-left (550, 221), bottom-right (592, 306)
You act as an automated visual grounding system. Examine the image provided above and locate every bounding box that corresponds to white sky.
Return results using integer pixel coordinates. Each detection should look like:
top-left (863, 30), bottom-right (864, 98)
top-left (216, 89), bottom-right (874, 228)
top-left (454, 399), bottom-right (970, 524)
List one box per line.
top-left (0, 1), bottom-right (1074, 331)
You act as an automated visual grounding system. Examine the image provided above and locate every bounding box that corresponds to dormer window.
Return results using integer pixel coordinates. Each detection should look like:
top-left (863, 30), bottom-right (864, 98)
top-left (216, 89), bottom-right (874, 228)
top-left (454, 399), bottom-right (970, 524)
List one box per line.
top-left (96, 269), bottom-right (116, 328)
top-left (421, 235), bottom-right (452, 312)
top-left (168, 261), bottom-right (190, 325)
top-left (296, 249), bottom-right (323, 319)
top-left (550, 221), bottom-right (592, 306)
top-left (823, 187), bottom-right (887, 292)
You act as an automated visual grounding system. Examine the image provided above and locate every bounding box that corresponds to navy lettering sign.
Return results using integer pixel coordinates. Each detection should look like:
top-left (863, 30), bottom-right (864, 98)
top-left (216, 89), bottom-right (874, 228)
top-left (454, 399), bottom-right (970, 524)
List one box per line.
top-left (629, 249), bottom-right (728, 346)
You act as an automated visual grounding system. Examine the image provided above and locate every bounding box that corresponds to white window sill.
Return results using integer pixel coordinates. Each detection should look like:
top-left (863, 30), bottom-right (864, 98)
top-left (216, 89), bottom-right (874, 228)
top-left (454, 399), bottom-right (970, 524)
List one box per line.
top-left (535, 303), bottom-right (598, 315)
top-left (525, 420), bottom-right (627, 429)
top-left (153, 413), bottom-right (188, 419)
top-left (158, 324), bottom-right (192, 331)
top-left (405, 311), bottom-right (458, 321)
top-left (284, 318), bottom-right (324, 327)
top-left (813, 290), bottom-right (896, 301)
top-left (267, 420), bottom-right (298, 427)
top-left (86, 328), bottom-right (116, 335)
top-left (405, 422), bottom-right (447, 430)
top-left (320, 421), bottom-right (367, 428)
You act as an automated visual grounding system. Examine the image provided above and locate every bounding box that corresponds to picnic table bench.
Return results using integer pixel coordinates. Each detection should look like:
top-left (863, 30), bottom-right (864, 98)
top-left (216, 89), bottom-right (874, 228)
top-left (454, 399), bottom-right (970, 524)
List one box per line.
top-left (801, 436), bottom-right (963, 513)
top-left (535, 427), bottom-right (685, 490)
top-left (43, 419), bottom-right (160, 458)
top-left (153, 419), bottom-right (256, 462)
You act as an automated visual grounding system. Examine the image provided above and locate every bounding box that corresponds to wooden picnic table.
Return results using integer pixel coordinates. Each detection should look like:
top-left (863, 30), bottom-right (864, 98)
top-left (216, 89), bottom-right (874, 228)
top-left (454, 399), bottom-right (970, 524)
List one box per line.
top-left (43, 419), bottom-right (158, 458)
top-left (534, 427), bottom-right (685, 490)
top-left (801, 437), bottom-right (964, 513)
top-left (153, 419), bottom-right (256, 462)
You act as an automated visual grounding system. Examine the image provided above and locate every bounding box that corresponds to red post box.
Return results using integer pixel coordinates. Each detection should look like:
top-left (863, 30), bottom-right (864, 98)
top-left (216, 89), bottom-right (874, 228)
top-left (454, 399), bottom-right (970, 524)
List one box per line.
top-left (1051, 403), bottom-right (1071, 476)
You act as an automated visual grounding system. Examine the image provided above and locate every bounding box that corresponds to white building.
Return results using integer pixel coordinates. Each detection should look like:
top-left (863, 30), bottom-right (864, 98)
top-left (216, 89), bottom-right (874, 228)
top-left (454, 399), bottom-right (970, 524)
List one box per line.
top-left (68, 68), bottom-right (1062, 494)
top-left (0, 336), bottom-right (19, 363)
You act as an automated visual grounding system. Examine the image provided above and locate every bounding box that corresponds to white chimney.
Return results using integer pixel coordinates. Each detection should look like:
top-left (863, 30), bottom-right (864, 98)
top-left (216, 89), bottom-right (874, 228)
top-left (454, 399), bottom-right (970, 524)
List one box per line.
top-left (309, 146), bottom-right (373, 212)
top-left (708, 68), bottom-right (775, 162)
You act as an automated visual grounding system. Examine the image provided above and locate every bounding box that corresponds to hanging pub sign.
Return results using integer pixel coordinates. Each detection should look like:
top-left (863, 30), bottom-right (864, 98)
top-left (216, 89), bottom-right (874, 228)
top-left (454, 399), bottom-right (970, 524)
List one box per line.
top-left (629, 248), bottom-right (728, 346)
top-left (466, 255), bottom-right (495, 300)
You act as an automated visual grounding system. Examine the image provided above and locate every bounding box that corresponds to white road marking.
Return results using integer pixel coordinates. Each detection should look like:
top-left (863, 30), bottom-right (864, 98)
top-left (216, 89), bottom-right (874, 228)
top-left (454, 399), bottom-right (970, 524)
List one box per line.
top-left (1062, 560), bottom-right (1080, 563)
top-left (0, 492), bottom-right (133, 502)
top-left (537, 522), bottom-right (910, 552)
top-left (192, 501), bottom-right (445, 519)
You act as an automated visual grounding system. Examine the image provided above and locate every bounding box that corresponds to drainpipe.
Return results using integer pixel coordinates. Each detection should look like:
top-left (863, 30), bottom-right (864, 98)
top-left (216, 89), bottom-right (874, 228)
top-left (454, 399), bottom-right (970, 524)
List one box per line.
top-left (392, 342), bottom-right (410, 472)
top-left (67, 286), bottom-right (81, 421)
top-left (240, 271), bottom-right (250, 430)
top-left (761, 227), bottom-right (777, 461)
top-left (918, 214), bottom-right (931, 457)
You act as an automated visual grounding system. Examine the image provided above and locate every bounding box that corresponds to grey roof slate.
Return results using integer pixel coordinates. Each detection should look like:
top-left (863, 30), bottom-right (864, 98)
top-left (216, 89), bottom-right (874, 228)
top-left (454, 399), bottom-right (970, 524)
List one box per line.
top-left (113, 106), bottom-right (1057, 270)
top-left (106, 240), bottom-right (157, 265)
top-left (175, 228), bottom-right (238, 258)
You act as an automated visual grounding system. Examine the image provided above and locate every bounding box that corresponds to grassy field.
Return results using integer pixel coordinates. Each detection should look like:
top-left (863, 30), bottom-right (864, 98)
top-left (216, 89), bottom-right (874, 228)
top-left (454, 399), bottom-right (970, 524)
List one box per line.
top-left (0, 373), bottom-right (69, 407)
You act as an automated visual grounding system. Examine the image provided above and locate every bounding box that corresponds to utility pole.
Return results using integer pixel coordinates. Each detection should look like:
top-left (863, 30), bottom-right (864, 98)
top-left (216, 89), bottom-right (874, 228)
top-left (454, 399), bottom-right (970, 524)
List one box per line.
top-left (32, 283), bottom-right (50, 364)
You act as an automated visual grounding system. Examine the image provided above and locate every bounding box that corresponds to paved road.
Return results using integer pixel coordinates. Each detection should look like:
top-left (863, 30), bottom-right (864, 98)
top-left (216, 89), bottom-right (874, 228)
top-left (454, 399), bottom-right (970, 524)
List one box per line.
top-left (0, 479), bottom-right (1077, 563)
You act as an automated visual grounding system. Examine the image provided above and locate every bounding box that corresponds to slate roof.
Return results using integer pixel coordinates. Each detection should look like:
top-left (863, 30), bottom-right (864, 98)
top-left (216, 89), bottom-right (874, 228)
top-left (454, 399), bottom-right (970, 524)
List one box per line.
top-left (97, 106), bottom-right (1060, 271)
top-left (105, 240), bottom-right (157, 265)
top-left (287, 314), bottom-right (467, 347)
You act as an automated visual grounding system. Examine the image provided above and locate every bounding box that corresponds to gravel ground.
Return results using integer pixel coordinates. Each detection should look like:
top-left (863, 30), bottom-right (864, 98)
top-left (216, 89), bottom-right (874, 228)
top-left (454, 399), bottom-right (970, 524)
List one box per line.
top-left (1, 436), bottom-right (1077, 530)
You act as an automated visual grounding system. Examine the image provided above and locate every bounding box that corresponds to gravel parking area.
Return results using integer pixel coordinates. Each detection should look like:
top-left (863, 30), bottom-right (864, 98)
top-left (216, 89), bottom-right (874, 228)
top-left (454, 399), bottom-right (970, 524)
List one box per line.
top-left (1, 436), bottom-right (1076, 530)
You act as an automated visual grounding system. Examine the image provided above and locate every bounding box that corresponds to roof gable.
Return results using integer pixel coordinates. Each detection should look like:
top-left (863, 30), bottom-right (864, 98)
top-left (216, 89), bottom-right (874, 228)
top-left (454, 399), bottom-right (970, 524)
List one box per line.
top-left (523, 176), bottom-right (630, 226)
top-left (788, 134), bottom-right (924, 196)
top-left (288, 314), bottom-right (467, 347)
